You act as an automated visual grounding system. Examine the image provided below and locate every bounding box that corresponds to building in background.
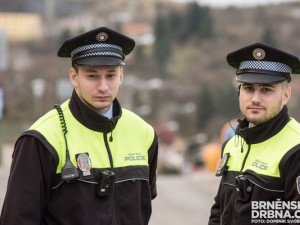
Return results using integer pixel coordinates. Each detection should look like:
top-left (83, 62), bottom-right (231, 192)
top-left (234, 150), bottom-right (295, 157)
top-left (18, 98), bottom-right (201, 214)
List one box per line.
top-left (122, 23), bottom-right (155, 46)
top-left (0, 29), bottom-right (8, 71)
top-left (0, 13), bottom-right (42, 42)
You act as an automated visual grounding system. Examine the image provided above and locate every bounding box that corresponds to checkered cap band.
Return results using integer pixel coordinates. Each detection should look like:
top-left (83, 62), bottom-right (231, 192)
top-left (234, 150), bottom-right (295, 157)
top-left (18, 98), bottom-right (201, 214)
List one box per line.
top-left (71, 43), bottom-right (123, 56)
top-left (240, 61), bottom-right (291, 73)
top-left (74, 52), bottom-right (123, 61)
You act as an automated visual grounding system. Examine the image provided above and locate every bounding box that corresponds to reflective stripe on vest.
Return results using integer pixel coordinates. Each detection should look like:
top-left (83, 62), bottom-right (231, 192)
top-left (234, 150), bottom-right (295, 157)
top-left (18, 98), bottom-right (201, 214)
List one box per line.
top-left (28, 100), bottom-right (155, 174)
top-left (223, 118), bottom-right (300, 177)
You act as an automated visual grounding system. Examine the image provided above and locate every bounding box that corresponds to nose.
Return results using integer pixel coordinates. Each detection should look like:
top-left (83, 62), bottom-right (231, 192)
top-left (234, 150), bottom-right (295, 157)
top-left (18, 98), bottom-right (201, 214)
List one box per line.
top-left (251, 90), bottom-right (261, 104)
top-left (97, 78), bottom-right (109, 92)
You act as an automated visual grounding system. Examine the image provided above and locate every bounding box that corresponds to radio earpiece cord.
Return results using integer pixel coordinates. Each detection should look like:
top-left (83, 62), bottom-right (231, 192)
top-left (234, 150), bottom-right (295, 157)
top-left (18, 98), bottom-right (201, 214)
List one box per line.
top-left (54, 104), bottom-right (79, 182)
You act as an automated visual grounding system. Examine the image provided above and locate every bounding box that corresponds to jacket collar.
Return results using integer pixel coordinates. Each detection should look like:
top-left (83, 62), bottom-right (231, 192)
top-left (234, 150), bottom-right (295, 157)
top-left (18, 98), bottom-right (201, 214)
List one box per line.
top-left (69, 90), bottom-right (122, 132)
top-left (235, 105), bottom-right (290, 144)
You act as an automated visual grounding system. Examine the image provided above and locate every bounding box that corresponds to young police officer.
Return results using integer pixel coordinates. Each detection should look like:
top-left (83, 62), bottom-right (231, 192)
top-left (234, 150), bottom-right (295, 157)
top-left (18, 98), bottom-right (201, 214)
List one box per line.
top-left (0, 27), bottom-right (158, 225)
top-left (209, 43), bottom-right (300, 225)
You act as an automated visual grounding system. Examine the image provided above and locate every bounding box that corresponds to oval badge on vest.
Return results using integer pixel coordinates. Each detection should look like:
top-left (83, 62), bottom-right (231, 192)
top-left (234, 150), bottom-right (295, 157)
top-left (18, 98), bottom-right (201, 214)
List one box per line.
top-left (297, 176), bottom-right (300, 194)
top-left (76, 153), bottom-right (92, 176)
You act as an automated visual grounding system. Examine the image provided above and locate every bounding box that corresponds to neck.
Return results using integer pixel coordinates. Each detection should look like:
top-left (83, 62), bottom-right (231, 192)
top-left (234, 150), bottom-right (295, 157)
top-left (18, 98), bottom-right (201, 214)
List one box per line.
top-left (102, 103), bottom-right (113, 119)
top-left (236, 105), bottom-right (289, 144)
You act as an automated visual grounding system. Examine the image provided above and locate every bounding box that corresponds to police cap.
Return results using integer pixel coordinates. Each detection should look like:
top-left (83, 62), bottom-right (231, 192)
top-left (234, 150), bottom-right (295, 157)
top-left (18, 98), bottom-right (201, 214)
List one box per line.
top-left (57, 27), bottom-right (135, 66)
top-left (227, 43), bottom-right (300, 84)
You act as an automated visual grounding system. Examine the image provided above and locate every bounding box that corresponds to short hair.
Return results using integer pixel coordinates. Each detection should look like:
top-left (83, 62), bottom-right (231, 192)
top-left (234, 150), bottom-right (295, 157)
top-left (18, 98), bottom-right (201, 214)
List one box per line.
top-left (281, 80), bottom-right (289, 90)
top-left (72, 63), bottom-right (79, 73)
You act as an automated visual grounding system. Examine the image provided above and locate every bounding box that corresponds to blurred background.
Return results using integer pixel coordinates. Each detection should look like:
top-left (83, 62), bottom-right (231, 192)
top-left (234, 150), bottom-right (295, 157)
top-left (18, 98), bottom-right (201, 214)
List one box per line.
top-left (1, 0), bottom-right (300, 224)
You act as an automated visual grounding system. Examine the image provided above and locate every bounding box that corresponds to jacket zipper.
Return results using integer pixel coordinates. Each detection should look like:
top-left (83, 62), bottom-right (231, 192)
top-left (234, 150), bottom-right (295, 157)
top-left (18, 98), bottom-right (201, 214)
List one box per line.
top-left (104, 120), bottom-right (118, 225)
top-left (240, 143), bottom-right (251, 172)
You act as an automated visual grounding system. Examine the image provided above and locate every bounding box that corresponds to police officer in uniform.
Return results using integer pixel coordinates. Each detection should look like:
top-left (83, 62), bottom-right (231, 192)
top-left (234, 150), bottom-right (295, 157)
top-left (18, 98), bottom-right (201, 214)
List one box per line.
top-left (0, 27), bottom-right (158, 225)
top-left (208, 43), bottom-right (300, 225)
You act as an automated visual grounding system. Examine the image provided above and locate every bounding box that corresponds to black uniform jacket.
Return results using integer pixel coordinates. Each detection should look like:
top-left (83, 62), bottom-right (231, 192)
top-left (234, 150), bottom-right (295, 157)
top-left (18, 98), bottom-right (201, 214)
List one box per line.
top-left (0, 91), bottom-right (158, 225)
top-left (209, 106), bottom-right (300, 225)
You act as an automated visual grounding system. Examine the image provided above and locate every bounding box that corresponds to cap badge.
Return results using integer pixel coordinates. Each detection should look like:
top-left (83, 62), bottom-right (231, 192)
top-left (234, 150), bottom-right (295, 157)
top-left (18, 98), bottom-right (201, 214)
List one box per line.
top-left (252, 48), bottom-right (266, 60)
top-left (96, 32), bottom-right (108, 42)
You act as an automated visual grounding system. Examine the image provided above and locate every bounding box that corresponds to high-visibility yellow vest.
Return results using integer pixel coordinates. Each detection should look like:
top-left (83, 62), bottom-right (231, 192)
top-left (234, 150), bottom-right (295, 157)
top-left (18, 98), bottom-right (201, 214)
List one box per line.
top-left (28, 100), bottom-right (155, 174)
top-left (223, 118), bottom-right (300, 178)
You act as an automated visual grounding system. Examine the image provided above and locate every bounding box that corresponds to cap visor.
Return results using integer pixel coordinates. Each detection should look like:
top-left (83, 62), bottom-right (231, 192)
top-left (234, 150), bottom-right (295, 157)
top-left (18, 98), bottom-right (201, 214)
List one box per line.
top-left (236, 73), bottom-right (287, 84)
top-left (75, 56), bottom-right (125, 66)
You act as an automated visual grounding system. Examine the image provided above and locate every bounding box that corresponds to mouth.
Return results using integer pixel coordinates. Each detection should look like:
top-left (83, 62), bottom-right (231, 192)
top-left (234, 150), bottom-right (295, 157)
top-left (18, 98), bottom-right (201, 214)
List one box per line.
top-left (94, 96), bottom-right (110, 100)
top-left (247, 106), bottom-right (264, 111)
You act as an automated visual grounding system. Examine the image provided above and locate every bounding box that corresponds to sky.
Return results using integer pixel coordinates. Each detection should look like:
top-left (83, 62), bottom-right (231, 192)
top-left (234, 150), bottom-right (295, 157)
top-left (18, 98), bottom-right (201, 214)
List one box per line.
top-left (172, 0), bottom-right (299, 8)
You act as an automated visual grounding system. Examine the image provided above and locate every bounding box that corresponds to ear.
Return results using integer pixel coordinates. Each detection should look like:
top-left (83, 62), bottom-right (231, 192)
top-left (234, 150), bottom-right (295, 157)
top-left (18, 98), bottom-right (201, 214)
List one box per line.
top-left (69, 68), bottom-right (78, 88)
top-left (282, 86), bottom-right (291, 106)
top-left (238, 84), bottom-right (241, 96)
top-left (119, 67), bottom-right (124, 84)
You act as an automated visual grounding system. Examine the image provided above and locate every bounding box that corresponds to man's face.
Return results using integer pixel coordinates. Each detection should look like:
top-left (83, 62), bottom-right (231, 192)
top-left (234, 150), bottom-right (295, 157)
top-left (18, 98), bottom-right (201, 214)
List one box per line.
top-left (239, 82), bottom-right (291, 127)
top-left (69, 65), bottom-right (123, 115)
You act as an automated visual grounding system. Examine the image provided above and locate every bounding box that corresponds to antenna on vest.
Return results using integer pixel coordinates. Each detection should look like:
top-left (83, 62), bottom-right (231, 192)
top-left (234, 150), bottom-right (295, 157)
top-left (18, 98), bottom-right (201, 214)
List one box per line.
top-left (54, 104), bottom-right (79, 182)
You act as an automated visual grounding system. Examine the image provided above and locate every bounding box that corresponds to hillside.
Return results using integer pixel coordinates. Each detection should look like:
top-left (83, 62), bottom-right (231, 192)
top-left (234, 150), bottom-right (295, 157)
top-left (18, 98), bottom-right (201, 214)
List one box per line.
top-left (1, 0), bottom-right (300, 140)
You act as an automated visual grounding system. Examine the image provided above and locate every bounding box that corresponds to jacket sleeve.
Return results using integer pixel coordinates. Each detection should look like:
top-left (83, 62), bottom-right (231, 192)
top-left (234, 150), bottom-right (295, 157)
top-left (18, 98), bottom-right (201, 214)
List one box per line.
top-left (280, 146), bottom-right (300, 201)
top-left (208, 180), bottom-right (222, 225)
top-left (148, 131), bottom-right (158, 200)
top-left (0, 135), bottom-right (56, 225)
top-left (208, 138), bottom-right (231, 225)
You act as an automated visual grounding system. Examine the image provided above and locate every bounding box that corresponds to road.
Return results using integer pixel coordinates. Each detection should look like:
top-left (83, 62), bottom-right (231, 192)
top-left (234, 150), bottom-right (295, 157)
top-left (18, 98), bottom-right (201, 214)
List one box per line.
top-left (0, 168), bottom-right (220, 225)
top-left (0, 167), bottom-right (9, 210)
top-left (150, 172), bottom-right (220, 225)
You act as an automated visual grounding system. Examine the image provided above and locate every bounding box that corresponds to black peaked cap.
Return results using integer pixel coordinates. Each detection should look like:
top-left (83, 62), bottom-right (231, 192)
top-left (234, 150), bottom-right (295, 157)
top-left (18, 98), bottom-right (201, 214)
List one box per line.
top-left (227, 43), bottom-right (300, 73)
top-left (227, 43), bottom-right (300, 84)
top-left (57, 27), bottom-right (135, 66)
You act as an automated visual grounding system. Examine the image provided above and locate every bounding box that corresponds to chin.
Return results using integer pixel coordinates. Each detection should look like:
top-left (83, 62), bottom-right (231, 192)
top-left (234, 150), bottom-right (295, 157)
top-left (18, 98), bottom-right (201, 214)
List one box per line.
top-left (93, 104), bottom-right (108, 109)
top-left (248, 117), bottom-right (266, 125)
top-left (246, 115), bottom-right (262, 122)
top-left (95, 103), bottom-right (112, 109)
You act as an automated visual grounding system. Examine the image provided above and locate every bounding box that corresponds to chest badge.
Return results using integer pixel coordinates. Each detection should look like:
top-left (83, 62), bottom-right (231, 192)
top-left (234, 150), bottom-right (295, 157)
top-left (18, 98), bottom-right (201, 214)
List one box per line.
top-left (297, 176), bottom-right (300, 194)
top-left (216, 153), bottom-right (230, 176)
top-left (76, 153), bottom-right (92, 176)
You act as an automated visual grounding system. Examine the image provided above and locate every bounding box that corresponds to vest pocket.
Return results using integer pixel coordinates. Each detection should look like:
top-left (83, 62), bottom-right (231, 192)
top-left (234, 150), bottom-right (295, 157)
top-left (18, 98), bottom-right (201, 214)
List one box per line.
top-left (115, 165), bottom-right (150, 183)
top-left (244, 170), bottom-right (284, 193)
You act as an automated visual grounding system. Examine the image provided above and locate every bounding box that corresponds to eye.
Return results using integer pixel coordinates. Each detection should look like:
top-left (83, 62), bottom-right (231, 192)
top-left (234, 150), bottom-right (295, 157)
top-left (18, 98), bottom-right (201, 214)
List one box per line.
top-left (87, 74), bottom-right (97, 79)
top-left (262, 87), bottom-right (272, 92)
top-left (107, 74), bottom-right (116, 78)
top-left (243, 86), bottom-right (253, 91)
